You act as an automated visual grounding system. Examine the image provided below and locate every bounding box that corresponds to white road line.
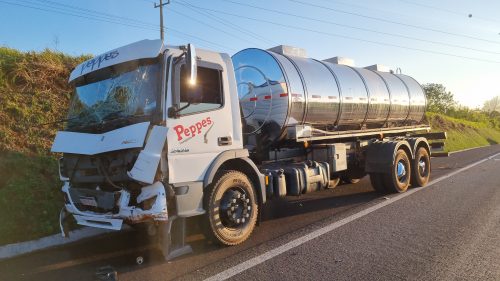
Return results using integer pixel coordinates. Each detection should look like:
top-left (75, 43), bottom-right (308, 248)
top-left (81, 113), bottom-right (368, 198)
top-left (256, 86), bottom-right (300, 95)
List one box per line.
top-left (203, 151), bottom-right (500, 281)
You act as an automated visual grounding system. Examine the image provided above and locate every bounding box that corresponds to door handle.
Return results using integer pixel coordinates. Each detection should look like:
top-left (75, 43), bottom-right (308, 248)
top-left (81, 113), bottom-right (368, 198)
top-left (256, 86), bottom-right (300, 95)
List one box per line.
top-left (218, 136), bottom-right (232, 146)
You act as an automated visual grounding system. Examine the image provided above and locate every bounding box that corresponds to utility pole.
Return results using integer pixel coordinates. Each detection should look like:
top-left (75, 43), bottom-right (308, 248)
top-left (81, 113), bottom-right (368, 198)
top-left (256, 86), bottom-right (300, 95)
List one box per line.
top-left (154, 0), bottom-right (170, 42)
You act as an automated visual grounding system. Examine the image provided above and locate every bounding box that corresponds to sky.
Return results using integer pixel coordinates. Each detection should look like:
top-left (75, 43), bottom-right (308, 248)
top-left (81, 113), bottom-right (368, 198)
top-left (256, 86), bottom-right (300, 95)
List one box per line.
top-left (1, 0), bottom-right (499, 108)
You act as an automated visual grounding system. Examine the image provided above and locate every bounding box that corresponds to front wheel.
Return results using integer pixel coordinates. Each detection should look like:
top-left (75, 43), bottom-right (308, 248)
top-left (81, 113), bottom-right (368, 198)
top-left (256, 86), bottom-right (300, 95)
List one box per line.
top-left (204, 170), bottom-right (258, 246)
top-left (412, 147), bottom-right (431, 187)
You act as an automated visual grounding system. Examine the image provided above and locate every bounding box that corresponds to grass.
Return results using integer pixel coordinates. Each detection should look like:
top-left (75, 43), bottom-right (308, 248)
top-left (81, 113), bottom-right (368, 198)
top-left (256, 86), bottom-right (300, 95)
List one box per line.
top-left (427, 112), bottom-right (500, 152)
top-left (0, 47), bottom-right (89, 245)
top-left (0, 151), bottom-right (61, 245)
top-left (0, 47), bottom-right (90, 154)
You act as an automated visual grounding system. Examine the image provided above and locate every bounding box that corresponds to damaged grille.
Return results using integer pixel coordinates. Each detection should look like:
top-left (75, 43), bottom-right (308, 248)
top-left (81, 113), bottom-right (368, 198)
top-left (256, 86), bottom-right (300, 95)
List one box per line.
top-left (69, 187), bottom-right (121, 213)
top-left (62, 149), bottom-right (141, 184)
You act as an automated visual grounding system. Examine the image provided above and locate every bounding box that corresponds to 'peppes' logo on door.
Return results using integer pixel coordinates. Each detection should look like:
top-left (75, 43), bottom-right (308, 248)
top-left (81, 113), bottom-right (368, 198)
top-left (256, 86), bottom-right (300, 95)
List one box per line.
top-left (173, 117), bottom-right (213, 143)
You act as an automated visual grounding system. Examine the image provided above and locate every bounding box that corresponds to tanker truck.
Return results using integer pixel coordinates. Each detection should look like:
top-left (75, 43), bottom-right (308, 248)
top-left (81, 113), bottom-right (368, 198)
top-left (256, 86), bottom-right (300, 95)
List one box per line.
top-left (52, 39), bottom-right (444, 260)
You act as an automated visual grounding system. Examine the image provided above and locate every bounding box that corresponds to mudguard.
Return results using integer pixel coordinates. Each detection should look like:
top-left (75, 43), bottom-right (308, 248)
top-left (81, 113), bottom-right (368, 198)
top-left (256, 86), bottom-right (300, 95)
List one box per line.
top-left (203, 149), bottom-right (266, 204)
top-left (365, 140), bottom-right (413, 174)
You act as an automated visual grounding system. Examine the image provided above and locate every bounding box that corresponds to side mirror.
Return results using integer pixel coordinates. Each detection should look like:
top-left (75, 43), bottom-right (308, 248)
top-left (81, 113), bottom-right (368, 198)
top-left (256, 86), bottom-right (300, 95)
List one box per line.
top-left (186, 43), bottom-right (197, 86)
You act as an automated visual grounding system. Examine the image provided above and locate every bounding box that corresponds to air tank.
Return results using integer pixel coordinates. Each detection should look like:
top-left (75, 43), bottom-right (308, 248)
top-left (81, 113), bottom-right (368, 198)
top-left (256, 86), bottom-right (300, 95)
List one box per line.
top-left (231, 46), bottom-right (426, 147)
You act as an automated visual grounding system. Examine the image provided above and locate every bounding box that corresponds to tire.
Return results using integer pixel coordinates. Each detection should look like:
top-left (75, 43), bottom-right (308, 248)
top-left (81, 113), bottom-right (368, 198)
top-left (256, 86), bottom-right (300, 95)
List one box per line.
top-left (383, 149), bottom-right (411, 193)
top-left (369, 173), bottom-right (387, 193)
top-left (204, 170), bottom-right (258, 246)
top-left (412, 147), bottom-right (431, 187)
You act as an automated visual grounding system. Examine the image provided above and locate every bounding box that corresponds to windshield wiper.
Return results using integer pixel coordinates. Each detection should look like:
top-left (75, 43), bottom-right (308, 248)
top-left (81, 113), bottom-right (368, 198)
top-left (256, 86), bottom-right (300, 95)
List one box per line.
top-left (38, 110), bottom-right (98, 127)
top-left (70, 112), bottom-right (151, 132)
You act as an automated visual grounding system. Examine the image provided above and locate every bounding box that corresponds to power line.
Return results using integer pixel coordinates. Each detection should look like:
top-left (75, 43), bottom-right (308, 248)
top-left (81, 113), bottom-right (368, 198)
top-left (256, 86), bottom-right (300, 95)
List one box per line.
top-left (34, 0), bottom-right (158, 28)
top-left (169, 7), bottom-right (262, 46)
top-left (175, 0), bottom-right (278, 46)
top-left (0, 0), bottom-right (235, 52)
top-left (183, 2), bottom-right (500, 64)
top-left (131, 0), bottom-right (155, 5)
top-left (289, 0), bottom-right (500, 45)
top-left (217, 0), bottom-right (500, 55)
top-left (2, 0), bottom-right (159, 30)
top-left (396, 0), bottom-right (500, 25)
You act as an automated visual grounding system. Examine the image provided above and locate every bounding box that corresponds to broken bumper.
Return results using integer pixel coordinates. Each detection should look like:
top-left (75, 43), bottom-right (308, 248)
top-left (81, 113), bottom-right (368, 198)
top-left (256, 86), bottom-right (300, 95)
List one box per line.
top-left (60, 181), bottom-right (168, 235)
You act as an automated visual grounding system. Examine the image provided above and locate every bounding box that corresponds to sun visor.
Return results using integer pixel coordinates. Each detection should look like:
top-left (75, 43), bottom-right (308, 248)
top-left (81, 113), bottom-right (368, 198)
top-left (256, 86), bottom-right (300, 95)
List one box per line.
top-left (69, 39), bottom-right (163, 83)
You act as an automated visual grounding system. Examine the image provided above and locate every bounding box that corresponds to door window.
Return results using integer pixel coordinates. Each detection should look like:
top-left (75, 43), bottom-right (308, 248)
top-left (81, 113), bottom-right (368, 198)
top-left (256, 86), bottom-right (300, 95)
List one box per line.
top-left (178, 65), bottom-right (223, 115)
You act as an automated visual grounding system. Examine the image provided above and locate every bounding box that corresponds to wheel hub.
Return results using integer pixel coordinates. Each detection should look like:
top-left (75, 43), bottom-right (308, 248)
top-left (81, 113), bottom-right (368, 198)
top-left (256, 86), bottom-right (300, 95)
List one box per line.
top-left (220, 189), bottom-right (251, 227)
top-left (397, 161), bottom-right (406, 179)
top-left (418, 159), bottom-right (426, 175)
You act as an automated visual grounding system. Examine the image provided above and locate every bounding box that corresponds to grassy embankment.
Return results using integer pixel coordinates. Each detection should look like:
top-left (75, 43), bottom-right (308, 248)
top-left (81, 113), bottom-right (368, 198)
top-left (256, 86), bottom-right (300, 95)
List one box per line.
top-left (0, 47), bottom-right (499, 245)
top-left (426, 112), bottom-right (500, 152)
top-left (0, 47), bottom-right (89, 245)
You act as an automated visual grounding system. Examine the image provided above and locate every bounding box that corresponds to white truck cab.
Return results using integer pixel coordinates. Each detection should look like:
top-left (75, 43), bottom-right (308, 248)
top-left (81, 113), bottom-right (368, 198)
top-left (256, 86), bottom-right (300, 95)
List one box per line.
top-left (53, 39), bottom-right (264, 259)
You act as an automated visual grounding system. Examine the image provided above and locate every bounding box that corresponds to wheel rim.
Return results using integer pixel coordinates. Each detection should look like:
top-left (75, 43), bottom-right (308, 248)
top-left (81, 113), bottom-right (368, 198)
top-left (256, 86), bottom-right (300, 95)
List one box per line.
top-left (418, 159), bottom-right (426, 176)
top-left (396, 160), bottom-right (407, 182)
top-left (219, 187), bottom-right (252, 228)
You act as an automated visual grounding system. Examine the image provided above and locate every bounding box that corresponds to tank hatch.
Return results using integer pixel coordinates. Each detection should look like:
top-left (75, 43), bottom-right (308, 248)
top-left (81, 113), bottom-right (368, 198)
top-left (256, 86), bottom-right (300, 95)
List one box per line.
top-left (267, 45), bottom-right (307, 58)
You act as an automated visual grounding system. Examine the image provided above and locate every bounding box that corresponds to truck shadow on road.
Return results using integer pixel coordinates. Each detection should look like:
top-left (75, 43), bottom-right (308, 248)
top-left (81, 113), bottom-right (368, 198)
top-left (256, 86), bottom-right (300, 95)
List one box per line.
top-left (1, 181), bottom-right (383, 281)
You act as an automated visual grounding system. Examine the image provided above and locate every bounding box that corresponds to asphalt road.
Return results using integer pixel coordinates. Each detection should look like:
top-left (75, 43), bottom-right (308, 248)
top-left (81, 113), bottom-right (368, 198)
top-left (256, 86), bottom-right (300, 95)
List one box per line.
top-left (1, 145), bottom-right (499, 281)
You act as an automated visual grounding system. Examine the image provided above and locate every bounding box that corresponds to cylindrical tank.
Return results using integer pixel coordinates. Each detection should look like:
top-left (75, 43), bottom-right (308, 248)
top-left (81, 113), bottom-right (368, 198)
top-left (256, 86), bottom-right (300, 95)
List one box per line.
top-left (232, 47), bottom-right (426, 147)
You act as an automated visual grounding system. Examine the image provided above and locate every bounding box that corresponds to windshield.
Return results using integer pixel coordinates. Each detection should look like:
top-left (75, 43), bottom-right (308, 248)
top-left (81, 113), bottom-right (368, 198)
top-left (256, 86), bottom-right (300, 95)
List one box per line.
top-left (66, 60), bottom-right (161, 130)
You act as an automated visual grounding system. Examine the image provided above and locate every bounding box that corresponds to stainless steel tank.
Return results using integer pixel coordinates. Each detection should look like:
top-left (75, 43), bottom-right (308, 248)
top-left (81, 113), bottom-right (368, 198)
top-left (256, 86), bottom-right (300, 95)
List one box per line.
top-left (231, 46), bottom-right (426, 146)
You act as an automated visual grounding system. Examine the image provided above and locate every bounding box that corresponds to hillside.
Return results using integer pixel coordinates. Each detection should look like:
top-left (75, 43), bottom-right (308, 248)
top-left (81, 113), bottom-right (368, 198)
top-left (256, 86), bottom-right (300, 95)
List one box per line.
top-left (0, 47), bottom-right (89, 244)
top-left (426, 112), bottom-right (500, 152)
top-left (0, 47), bottom-right (90, 154)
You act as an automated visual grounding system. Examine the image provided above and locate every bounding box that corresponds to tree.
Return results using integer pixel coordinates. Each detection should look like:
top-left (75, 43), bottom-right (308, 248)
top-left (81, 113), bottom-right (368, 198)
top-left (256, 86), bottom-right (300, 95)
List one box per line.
top-left (422, 83), bottom-right (456, 113)
top-left (483, 96), bottom-right (500, 115)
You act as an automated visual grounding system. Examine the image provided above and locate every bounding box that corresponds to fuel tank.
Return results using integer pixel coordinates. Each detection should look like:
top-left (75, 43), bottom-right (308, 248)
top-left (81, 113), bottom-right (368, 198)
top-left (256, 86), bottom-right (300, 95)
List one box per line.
top-left (231, 46), bottom-right (426, 147)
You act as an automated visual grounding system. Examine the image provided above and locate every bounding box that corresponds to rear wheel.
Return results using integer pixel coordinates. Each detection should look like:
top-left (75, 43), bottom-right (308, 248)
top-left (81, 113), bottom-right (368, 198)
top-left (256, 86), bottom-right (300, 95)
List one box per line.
top-left (412, 147), bottom-right (431, 187)
top-left (383, 149), bottom-right (411, 193)
top-left (204, 170), bottom-right (258, 245)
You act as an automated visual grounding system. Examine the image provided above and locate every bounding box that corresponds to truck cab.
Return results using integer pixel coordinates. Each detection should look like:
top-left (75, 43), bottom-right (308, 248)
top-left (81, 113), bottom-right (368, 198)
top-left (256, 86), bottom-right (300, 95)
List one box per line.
top-left (53, 39), bottom-right (264, 259)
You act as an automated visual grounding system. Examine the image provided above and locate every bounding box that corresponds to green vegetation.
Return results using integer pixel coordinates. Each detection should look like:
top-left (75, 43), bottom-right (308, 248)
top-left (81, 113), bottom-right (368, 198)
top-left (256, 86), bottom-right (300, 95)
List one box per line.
top-left (426, 112), bottom-right (500, 152)
top-left (0, 47), bottom-right (90, 153)
top-left (0, 152), bottom-right (61, 245)
top-left (423, 83), bottom-right (500, 152)
top-left (0, 46), bottom-right (89, 245)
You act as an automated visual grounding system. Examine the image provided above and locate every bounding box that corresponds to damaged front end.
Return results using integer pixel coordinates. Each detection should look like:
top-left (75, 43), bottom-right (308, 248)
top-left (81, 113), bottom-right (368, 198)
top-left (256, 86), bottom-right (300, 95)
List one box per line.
top-left (60, 180), bottom-right (168, 235)
top-left (53, 123), bottom-right (170, 237)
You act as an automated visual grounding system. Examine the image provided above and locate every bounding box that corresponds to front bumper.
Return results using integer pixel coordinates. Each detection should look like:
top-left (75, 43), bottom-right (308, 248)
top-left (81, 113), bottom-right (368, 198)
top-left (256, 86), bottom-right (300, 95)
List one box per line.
top-left (60, 181), bottom-right (168, 235)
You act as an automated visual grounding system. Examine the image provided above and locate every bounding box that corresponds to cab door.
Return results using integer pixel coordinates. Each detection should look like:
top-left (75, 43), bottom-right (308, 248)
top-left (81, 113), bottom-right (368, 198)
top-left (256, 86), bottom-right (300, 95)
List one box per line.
top-left (166, 52), bottom-right (241, 183)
